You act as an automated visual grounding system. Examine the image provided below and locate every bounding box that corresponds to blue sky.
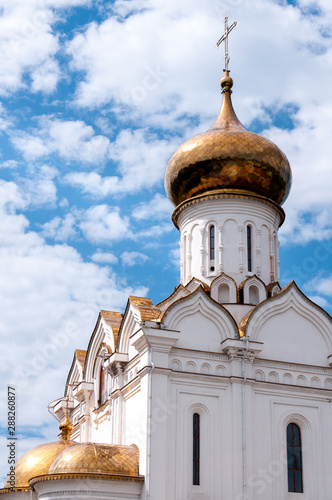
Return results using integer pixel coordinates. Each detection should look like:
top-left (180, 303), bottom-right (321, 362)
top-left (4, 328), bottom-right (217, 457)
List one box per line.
top-left (1, 0), bottom-right (332, 483)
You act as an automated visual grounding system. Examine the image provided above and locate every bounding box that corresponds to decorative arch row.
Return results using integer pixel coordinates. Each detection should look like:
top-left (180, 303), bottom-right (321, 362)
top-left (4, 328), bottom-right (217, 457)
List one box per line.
top-left (181, 218), bottom-right (280, 283)
top-left (210, 272), bottom-right (280, 306)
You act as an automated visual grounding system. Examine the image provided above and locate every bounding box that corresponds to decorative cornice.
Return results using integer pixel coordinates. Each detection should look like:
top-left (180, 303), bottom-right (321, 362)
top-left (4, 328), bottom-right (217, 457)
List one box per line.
top-left (172, 189), bottom-right (285, 228)
top-left (0, 488), bottom-right (30, 494)
top-left (38, 493), bottom-right (140, 499)
top-left (29, 473), bottom-right (144, 487)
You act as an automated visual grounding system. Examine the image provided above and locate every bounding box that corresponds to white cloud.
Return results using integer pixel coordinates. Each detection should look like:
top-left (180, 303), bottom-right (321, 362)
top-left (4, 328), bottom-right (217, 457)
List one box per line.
top-left (0, 0), bottom-right (92, 95)
top-left (132, 193), bottom-right (173, 220)
top-left (0, 179), bottom-right (26, 213)
top-left (0, 160), bottom-right (18, 169)
top-left (19, 165), bottom-right (58, 208)
top-left (91, 251), bottom-right (119, 264)
top-left (31, 58), bottom-right (60, 93)
top-left (64, 171), bottom-right (119, 197)
top-left (64, 129), bottom-right (176, 195)
top-left (307, 295), bottom-right (331, 309)
top-left (42, 213), bottom-right (76, 241)
top-left (305, 274), bottom-right (332, 297)
top-left (135, 221), bottom-right (174, 239)
top-left (79, 204), bottom-right (131, 244)
top-left (11, 117), bottom-right (111, 165)
top-left (279, 208), bottom-right (332, 245)
top-left (66, 0), bottom-right (331, 122)
top-left (121, 251), bottom-right (149, 267)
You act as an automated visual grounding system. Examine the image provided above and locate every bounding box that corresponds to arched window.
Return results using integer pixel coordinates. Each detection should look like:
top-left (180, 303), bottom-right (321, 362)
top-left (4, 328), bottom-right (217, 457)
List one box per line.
top-left (287, 423), bottom-right (303, 493)
top-left (248, 285), bottom-right (259, 305)
top-left (218, 284), bottom-right (230, 303)
top-left (209, 225), bottom-right (215, 261)
top-left (247, 225), bottom-right (252, 272)
top-left (193, 413), bottom-right (200, 485)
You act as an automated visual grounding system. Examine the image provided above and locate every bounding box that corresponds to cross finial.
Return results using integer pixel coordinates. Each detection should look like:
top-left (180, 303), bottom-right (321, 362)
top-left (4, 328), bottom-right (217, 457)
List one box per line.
top-left (216, 16), bottom-right (237, 72)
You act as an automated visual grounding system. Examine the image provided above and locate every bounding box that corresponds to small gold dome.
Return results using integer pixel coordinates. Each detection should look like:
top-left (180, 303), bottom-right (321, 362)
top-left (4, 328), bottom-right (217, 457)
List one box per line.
top-left (49, 443), bottom-right (139, 476)
top-left (4, 440), bottom-right (76, 489)
top-left (165, 72), bottom-right (292, 208)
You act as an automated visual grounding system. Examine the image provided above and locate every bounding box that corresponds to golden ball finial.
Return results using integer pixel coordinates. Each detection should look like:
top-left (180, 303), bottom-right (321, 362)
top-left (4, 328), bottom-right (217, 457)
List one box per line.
top-left (59, 415), bottom-right (73, 441)
top-left (220, 70), bottom-right (233, 92)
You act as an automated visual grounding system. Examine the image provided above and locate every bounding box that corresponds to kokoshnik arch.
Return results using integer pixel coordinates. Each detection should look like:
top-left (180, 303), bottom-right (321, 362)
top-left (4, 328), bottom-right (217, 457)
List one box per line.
top-left (1, 18), bottom-right (332, 500)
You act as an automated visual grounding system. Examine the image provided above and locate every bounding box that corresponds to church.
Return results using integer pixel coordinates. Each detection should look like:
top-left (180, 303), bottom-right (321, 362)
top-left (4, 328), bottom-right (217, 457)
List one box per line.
top-left (2, 21), bottom-right (332, 500)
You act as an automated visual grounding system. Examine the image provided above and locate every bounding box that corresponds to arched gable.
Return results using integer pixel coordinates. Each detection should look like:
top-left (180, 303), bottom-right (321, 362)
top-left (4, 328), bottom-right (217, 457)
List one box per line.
top-left (239, 274), bottom-right (267, 305)
top-left (117, 296), bottom-right (161, 355)
top-left (64, 349), bottom-right (86, 397)
top-left (156, 284), bottom-right (190, 312)
top-left (84, 311), bottom-right (122, 382)
top-left (186, 277), bottom-right (210, 293)
top-left (161, 286), bottom-right (238, 351)
top-left (242, 281), bottom-right (332, 366)
top-left (210, 273), bottom-right (237, 303)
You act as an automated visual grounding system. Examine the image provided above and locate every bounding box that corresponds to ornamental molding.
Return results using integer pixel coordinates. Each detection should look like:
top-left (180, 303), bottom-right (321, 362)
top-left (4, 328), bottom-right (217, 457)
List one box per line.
top-left (173, 189), bottom-right (285, 228)
top-left (172, 347), bottom-right (228, 361)
top-left (39, 493), bottom-right (140, 500)
top-left (254, 358), bottom-right (332, 375)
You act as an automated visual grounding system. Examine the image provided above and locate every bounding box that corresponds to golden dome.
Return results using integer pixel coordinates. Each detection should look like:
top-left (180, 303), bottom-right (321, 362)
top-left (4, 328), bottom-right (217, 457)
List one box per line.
top-left (165, 71), bottom-right (292, 208)
top-left (4, 440), bottom-right (76, 489)
top-left (49, 443), bottom-right (139, 476)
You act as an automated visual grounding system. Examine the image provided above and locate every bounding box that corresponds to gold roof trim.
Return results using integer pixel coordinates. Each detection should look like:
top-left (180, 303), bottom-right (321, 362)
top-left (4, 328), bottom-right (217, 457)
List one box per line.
top-left (74, 349), bottom-right (87, 370)
top-left (128, 296), bottom-right (162, 322)
top-left (0, 487), bottom-right (30, 494)
top-left (100, 310), bottom-right (123, 327)
top-left (29, 473), bottom-right (144, 486)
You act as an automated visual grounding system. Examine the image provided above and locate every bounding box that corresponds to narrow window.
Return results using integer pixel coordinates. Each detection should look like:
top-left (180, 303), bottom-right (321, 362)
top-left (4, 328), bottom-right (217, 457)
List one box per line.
top-left (218, 284), bottom-right (230, 303)
top-left (247, 225), bottom-right (252, 272)
top-left (99, 366), bottom-right (107, 405)
top-left (287, 423), bottom-right (303, 493)
top-left (193, 413), bottom-right (200, 485)
top-left (210, 225), bottom-right (215, 261)
top-left (248, 285), bottom-right (259, 305)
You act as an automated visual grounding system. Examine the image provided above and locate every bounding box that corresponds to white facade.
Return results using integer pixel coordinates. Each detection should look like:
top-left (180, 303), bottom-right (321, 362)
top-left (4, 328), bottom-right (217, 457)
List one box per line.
top-left (49, 281), bottom-right (332, 500)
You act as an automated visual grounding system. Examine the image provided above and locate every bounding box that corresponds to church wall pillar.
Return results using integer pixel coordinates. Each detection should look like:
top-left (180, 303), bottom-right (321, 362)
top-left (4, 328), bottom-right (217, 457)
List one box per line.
top-left (148, 370), bottom-right (170, 500)
top-left (239, 225), bottom-right (244, 274)
top-left (218, 226), bottom-right (224, 274)
top-left (256, 228), bottom-right (262, 277)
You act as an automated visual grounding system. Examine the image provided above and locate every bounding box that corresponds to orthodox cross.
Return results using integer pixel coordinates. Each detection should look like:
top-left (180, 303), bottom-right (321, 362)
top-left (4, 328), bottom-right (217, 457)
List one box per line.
top-left (216, 16), bottom-right (237, 71)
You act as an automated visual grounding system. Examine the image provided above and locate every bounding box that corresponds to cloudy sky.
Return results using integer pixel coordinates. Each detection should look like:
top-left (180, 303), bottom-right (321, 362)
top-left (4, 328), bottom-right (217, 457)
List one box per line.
top-left (0, 0), bottom-right (332, 483)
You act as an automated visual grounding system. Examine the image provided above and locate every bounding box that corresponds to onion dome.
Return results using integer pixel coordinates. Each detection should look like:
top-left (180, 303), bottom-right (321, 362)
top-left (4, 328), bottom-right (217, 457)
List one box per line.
top-left (4, 418), bottom-right (76, 489)
top-left (165, 71), bottom-right (292, 209)
top-left (49, 443), bottom-right (139, 476)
